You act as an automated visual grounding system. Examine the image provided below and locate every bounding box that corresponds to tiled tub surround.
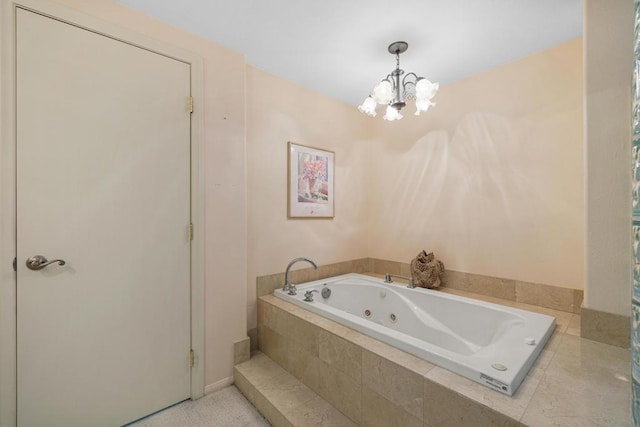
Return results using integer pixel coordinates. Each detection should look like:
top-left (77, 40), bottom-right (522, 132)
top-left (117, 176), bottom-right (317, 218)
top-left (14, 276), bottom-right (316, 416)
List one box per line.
top-left (252, 258), bottom-right (597, 351)
top-left (255, 258), bottom-right (583, 314)
top-left (254, 293), bottom-right (631, 426)
top-left (274, 273), bottom-right (555, 396)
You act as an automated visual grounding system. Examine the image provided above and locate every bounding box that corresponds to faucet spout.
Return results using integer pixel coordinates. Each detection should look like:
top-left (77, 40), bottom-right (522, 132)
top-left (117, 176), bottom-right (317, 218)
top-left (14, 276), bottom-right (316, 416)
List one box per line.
top-left (283, 257), bottom-right (318, 294)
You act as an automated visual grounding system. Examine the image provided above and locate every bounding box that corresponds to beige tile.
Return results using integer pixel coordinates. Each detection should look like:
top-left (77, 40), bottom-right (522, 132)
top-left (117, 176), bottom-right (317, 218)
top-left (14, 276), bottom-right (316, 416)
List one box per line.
top-left (234, 364), bottom-right (258, 402)
top-left (424, 366), bottom-right (539, 421)
top-left (259, 325), bottom-right (288, 369)
top-left (522, 380), bottom-right (631, 426)
top-left (255, 371), bottom-right (318, 417)
top-left (527, 348), bottom-right (555, 380)
top-left (287, 313), bottom-right (320, 356)
top-left (317, 260), bottom-right (353, 279)
top-left (361, 386), bottom-right (422, 427)
top-left (317, 316), bottom-right (367, 343)
top-left (287, 395), bottom-right (357, 427)
top-left (234, 352), bottom-right (287, 390)
top-left (257, 272), bottom-right (285, 297)
top-left (522, 364), bottom-right (631, 426)
top-left (263, 294), bottom-right (316, 323)
top-left (359, 336), bottom-right (434, 376)
top-left (423, 379), bottom-right (522, 427)
top-left (442, 270), bottom-right (516, 301)
top-left (289, 266), bottom-right (320, 285)
top-left (521, 334), bottom-right (632, 426)
top-left (234, 371), bottom-right (293, 427)
top-left (352, 258), bottom-right (373, 274)
top-left (316, 263), bottom-right (341, 280)
top-left (287, 338), bottom-right (321, 393)
top-left (581, 307), bottom-right (631, 348)
top-left (573, 289), bottom-right (584, 314)
top-left (566, 314), bottom-right (581, 337)
top-left (248, 301), bottom-right (258, 331)
top-left (551, 334), bottom-right (631, 376)
top-left (318, 330), bottom-right (362, 383)
top-left (362, 350), bottom-right (424, 420)
top-left (234, 337), bottom-right (250, 365)
top-left (399, 262), bottom-right (412, 277)
top-left (317, 360), bottom-right (362, 424)
top-left (516, 280), bottom-right (575, 313)
top-left (542, 328), bottom-right (564, 353)
top-left (258, 300), bottom-right (288, 335)
top-left (248, 327), bottom-right (258, 352)
top-left (372, 258), bottom-right (402, 275)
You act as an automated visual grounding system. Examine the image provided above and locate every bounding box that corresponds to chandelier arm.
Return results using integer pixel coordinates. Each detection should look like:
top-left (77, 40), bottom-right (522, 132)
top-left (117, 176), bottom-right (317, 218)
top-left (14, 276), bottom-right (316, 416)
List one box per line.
top-left (384, 74), bottom-right (397, 94)
top-left (402, 72), bottom-right (419, 86)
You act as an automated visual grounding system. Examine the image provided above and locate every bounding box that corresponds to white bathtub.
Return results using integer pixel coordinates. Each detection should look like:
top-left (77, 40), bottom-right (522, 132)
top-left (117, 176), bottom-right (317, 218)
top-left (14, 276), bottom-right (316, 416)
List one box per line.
top-left (274, 273), bottom-right (555, 396)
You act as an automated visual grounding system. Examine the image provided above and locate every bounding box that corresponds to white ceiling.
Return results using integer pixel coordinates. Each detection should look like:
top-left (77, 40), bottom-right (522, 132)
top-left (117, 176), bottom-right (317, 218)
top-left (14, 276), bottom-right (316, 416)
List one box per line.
top-left (116, 0), bottom-right (582, 107)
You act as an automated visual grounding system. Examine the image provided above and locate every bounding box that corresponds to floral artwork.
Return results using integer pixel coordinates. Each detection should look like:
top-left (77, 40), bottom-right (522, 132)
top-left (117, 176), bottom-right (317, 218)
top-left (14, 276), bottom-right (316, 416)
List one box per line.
top-left (288, 142), bottom-right (334, 218)
top-left (297, 153), bottom-right (329, 204)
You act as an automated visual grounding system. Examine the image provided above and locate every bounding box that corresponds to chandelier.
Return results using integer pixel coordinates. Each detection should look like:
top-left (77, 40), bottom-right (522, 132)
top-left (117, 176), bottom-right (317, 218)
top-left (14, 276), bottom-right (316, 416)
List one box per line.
top-left (358, 41), bottom-right (439, 121)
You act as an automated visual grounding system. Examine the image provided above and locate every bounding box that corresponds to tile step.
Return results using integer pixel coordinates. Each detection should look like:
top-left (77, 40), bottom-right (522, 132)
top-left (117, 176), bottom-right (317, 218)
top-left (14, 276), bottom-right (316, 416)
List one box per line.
top-left (234, 351), bottom-right (356, 427)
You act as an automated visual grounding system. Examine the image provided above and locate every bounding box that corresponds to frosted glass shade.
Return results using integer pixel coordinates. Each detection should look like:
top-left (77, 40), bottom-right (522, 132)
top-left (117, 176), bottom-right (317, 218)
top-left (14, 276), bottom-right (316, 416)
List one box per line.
top-left (357, 96), bottom-right (377, 117)
top-left (415, 98), bottom-right (435, 116)
top-left (415, 79), bottom-right (439, 100)
top-left (383, 105), bottom-right (403, 121)
top-left (372, 80), bottom-right (394, 104)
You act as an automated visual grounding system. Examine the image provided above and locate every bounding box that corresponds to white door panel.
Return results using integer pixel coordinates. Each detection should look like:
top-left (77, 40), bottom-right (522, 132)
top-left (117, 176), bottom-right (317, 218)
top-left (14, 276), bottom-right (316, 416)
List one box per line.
top-left (16, 8), bottom-right (191, 426)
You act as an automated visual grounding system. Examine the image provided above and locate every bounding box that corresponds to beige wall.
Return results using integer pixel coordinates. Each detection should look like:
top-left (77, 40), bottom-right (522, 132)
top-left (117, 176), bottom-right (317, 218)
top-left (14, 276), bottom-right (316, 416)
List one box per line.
top-left (245, 67), bottom-right (370, 330)
top-left (245, 40), bottom-right (587, 334)
top-left (33, 0), bottom-right (249, 387)
top-left (367, 39), bottom-right (585, 291)
top-left (584, 0), bottom-right (634, 316)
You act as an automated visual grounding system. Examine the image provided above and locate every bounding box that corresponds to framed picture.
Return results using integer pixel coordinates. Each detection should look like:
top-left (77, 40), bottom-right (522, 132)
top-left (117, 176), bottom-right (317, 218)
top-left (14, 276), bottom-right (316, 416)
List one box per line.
top-left (288, 142), bottom-right (334, 218)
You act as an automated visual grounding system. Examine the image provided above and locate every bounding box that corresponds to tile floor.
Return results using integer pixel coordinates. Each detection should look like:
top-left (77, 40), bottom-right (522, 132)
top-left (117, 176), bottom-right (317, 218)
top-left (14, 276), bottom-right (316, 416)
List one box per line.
top-left (129, 385), bottom-right (270, 426)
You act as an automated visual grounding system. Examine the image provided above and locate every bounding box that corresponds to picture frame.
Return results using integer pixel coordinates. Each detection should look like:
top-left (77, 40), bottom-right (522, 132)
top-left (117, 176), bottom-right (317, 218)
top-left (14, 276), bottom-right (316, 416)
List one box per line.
top-left (287, 142), bottom-right (334, 218)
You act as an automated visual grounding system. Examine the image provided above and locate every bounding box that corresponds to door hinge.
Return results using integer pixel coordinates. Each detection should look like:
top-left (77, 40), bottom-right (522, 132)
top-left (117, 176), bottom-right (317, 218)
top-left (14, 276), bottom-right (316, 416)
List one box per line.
top-left (189, 349), bottom-right (195, 367)
top-left (188, 96), bottom-right (193, 114)
top-left (13, 257), bottom-right (17, 272)
top-left (188, 223), bottom-right (194, 241)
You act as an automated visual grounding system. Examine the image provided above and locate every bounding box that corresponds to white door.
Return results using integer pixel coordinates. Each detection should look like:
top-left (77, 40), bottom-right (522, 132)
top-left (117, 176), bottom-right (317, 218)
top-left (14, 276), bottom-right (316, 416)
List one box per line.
top-left (16, 8), bottom-right (192, 426)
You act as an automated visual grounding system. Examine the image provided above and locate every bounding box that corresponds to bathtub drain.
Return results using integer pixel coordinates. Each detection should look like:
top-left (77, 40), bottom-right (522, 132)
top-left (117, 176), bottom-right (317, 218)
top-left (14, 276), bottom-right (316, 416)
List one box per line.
top-left (389, 313), bottom-right (397, 323)
top-left (364, 309), bottom-right (371, 317)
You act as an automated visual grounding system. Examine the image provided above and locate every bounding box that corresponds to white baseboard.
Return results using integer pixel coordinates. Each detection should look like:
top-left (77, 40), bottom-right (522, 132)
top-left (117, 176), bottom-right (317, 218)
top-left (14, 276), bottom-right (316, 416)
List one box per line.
top-left (204, 376), bottom-right (234, 395)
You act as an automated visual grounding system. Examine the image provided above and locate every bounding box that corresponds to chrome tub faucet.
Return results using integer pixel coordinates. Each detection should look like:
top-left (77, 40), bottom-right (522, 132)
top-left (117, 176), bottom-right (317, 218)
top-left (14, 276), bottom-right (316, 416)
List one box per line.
top-left (384, 273), bottom-right (415, 288)
top-left (283, 257), bottom-right (318, 295)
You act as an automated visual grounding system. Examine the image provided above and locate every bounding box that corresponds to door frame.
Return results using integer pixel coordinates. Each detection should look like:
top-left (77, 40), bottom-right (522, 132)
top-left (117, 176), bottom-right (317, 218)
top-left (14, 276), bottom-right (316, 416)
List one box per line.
top-left (0, 1), bottom-right (206, 425)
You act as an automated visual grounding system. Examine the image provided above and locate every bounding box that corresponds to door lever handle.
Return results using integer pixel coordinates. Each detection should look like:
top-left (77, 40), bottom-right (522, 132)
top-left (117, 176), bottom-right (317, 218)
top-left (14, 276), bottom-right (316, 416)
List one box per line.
top-left (26, 255), bottom-right (66, 271)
